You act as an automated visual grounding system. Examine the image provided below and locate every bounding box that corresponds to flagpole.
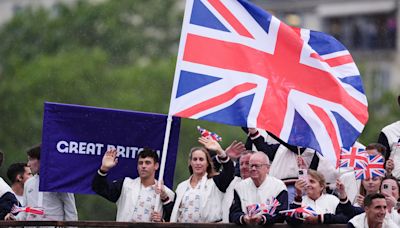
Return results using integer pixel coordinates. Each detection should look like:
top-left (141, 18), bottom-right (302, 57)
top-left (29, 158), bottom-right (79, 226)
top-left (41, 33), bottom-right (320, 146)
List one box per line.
top-left (158, 115), bottom-right (173, 183)
top-left (155, 115), bottom-right (173, 211)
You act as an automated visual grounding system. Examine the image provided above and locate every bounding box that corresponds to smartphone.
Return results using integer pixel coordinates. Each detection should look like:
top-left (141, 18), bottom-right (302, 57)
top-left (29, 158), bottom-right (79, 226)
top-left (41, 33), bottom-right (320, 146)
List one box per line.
top-left (298, 169), bottom-right (308, 183)
top-left (382, 183), bottom-right (391, 196)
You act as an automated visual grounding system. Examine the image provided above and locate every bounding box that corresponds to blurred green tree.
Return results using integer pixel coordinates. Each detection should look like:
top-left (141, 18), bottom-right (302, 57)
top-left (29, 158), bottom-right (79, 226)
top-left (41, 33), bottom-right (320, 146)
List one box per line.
top-left (0, 0), bottom-right (182, 76)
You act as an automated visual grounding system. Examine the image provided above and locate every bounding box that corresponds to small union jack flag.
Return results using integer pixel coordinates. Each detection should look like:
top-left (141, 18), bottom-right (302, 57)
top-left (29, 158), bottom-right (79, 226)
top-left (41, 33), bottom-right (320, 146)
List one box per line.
top-left (338, 146), bottom-right (368, 169)
top-left (197, 126), bottom-right (222, 141)
top-left (11, 205), bottom-right (45, 215)
top-left (246, 203), bottom-right (260, 216)
top-left (280, 206), bottom-right (318, 219)
top-left (263, 197), bottom-right (281, 216)
top-left (246, 197), bottom-right (281, 216)
top-left (354, 154), bottom-right (385, 180)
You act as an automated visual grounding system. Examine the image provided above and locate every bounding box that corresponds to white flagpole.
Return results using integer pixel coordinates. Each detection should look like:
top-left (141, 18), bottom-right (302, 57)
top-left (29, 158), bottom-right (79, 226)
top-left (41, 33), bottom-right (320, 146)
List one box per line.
top-left (158, 115), bottom-right (173, 183)
top-left (154, 115), bottom-right (173, 212)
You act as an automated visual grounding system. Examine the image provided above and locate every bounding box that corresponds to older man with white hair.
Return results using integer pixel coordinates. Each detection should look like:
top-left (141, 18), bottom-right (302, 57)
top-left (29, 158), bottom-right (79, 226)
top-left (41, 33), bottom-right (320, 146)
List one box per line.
top-left (229, 152), bottom-right (288, 225)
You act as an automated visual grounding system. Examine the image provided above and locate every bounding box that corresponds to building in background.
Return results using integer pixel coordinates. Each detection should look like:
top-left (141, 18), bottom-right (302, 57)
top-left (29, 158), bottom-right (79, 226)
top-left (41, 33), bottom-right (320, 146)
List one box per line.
top-left (0, 0), bottom-right (78, 25)
top-left (254, 0), bottom-right (400, 100)
top-left (0, 0), bottom-right (110, 25)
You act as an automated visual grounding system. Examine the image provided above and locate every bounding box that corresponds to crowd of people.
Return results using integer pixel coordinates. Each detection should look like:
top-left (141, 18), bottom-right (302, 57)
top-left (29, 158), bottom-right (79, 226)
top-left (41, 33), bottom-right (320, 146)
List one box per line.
top-left (0, 95), bottom-right (399, 227)
top-left (0, 145), bottom-right (78, 221)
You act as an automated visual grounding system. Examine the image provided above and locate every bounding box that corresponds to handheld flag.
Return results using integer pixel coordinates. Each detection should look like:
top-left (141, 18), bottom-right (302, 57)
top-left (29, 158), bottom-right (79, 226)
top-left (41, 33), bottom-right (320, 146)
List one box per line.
top-left (354, 154), bottom-right (385, 180)
top-left (338, 146), bottom-right (368, 169)
top-left (169, 0), bottom-right (368, 166)
top-left (246, 197), bottom-right (281, 216)
top-left (197, 126), bottom-right (222, 141)
top-left (11, 205), bottom-right (45, 215)
top-left (264, 197), bottom-right (281, 216)
top-left (280, 206), bottom-right (318, 219)
top-left (246, 203), bottom-right (260, 217)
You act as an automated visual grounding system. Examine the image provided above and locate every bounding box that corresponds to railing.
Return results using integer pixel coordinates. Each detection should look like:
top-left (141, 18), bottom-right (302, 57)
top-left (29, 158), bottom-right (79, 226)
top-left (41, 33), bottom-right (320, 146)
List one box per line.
top-left (0, 221), bottom-right (348, 227)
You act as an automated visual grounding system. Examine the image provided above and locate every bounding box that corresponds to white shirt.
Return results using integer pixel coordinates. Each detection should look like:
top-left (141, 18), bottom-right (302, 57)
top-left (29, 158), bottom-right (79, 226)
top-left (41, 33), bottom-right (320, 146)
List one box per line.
top-left (177, 182), bottom-right (202, 222)
top-left (381, 121), bottom-right (400, 179)
top-left (222, 177), bottom-right (242, 223)
top-left (386, 209), bottom-right (400, 225)
top-left (114, 177), bottom-right (175, 222)
top-left (20, 175), bottom-right (78, 221)
top-left (339, 171), bottom-right (361, 205)
top-left (349, 212), bottom-right (398, 228)
top-left (234, 175), bottom-right (287, 214)
top-left (171, 174), bottom-right (225, 222)
top-left (131, 184), bottom-right (157, 222)
top-left (0, 177), bottom-right (12, 197)
top-left (301, 194), bottom-right (339, 215)
top-left (12, 191), bottom-right (24, 206)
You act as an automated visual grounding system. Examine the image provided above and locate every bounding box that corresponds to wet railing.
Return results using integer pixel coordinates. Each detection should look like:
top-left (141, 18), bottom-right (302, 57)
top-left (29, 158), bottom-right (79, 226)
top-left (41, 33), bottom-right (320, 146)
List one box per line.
top-left (0, 221), bottom-right (348, 227)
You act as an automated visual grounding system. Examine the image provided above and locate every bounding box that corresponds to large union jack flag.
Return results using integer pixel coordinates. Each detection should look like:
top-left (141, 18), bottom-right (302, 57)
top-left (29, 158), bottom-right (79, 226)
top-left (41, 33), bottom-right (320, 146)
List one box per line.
top-left (338, 146), bottom-right (368, 169)
top-left (169, 0), bottom-right (368, 164)
top-left (354, 154), bottom-right (385, 180)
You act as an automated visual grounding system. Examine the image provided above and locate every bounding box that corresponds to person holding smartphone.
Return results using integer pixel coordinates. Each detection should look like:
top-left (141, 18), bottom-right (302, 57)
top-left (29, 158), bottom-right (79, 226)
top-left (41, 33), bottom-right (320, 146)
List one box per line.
top-left (337, 176), bottom-right (399, 224)
top-left (287, 170), bottom-right (348, 224)
top-left (380, 176), bottom-right (400, 224)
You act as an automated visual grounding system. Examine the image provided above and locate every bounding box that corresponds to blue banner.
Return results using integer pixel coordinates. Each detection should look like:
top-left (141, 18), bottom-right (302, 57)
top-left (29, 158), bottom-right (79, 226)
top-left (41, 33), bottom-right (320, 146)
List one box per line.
top-left (40, 102), bottom-right (181, 194)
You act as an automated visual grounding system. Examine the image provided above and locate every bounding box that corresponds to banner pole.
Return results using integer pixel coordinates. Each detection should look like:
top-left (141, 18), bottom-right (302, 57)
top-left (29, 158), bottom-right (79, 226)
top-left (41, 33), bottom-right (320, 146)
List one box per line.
top-left (154, 115), bottom-right (173, 211)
